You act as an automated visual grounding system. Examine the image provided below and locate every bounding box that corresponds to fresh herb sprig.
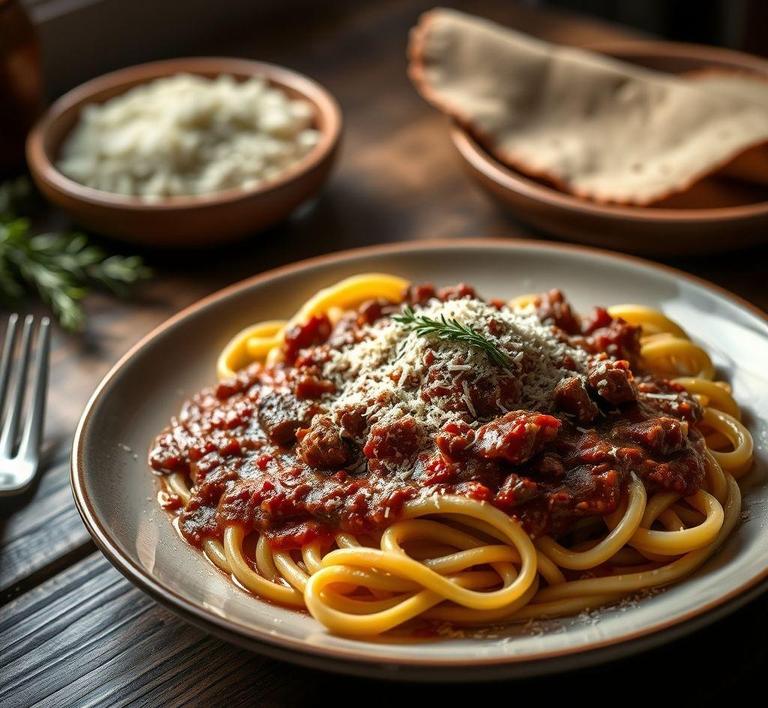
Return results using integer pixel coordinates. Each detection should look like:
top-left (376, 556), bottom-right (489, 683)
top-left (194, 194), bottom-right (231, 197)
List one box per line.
top-left (0, 176), bottom-right (152, 331)
top-left (393, 305), bottom-right (512, 369)
top-left (0, 176), bottom-right (35, 219)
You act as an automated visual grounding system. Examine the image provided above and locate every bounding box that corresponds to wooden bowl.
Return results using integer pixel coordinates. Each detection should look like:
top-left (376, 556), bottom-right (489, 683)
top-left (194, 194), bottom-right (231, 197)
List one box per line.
top-left (26, 57), bottom-right (342, 247)
top-left (449, 40), bottom-right (768, 256)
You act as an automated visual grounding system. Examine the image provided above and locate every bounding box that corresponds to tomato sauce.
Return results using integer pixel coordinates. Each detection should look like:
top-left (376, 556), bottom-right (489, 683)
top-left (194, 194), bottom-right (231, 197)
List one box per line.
top-left (149, 287), bottom-right (706, 549)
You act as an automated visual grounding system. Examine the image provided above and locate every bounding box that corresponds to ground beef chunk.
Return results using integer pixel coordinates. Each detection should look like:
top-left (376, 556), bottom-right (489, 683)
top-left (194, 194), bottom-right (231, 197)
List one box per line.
top-left (585, 319), bottom-right (641, 365)
top-left (357, 298), bottom-right (398, 326)
top-left (257, 391), bottom-right (311, 445)
top-left (612, 417), bottom-right (689, 456)
top-left (179, 467), bottom-right (238, 544)
top-left (435, 421), bottom-right (476, 460)
top-left (536, 289), bottom-right (581, 334)
top-left (581, 307), bottom-right (612, 334)
top-left (295, 371), bottom-right (335, 399)
top-left (296, 417), bottom-right (351, 469)
top-left (551, 467), bottom-right (623, 519)
top-left (588, 357), bottom-right (637, 405)
top-left (636, 378), bottom-right (702, 423)
top-left (494, 473), bottom-right (544, 509)
top-left (149, 429), bottom-right (185, 472)
top-left (553, 376), bottom-right (598, 423)
top-left (405, 283), bottom-right (437, 305)
top-left (337, 404), bottom-right (368, 442)
top-left (364, 416), bottom-right (423, 464)
top-left (474, 411), bottom-right (561, 464)
top-left (282, 314), bottom-right (332, 364)
top-left (531, 454), bottom-right (566, 478)
top-left (438, 283), bottom-right (477, 301)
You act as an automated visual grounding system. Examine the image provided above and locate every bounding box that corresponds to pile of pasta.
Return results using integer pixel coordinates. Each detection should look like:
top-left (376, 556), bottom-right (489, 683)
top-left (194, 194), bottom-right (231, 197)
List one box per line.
top-left (166, 275), bottom-right (753, 636)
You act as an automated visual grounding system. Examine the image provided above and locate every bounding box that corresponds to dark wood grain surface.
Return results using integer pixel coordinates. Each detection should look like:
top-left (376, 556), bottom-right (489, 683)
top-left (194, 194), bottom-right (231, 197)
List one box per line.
top-left (2, 552), bottom-right (767, 705)
top-left (2, 1), bottom-right (767, 705)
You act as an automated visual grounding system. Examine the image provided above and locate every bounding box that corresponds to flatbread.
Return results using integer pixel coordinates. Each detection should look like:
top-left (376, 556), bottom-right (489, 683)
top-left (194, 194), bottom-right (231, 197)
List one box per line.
top-left (687, 70), bottom-right (768, 188)
top-left (688, 70), bottom-right (768, 109)
top-left (408, 9), bottom-right (768, 205)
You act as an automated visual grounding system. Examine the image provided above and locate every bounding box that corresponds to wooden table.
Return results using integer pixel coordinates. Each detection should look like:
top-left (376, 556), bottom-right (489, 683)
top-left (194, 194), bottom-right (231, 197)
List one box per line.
top-left (2, 2), bottom-right (767, 704)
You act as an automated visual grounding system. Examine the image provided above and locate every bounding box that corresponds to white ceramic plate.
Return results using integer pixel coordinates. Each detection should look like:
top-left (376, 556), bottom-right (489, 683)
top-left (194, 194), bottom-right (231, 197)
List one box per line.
top-left (72, 240), bottom-right (768, 680)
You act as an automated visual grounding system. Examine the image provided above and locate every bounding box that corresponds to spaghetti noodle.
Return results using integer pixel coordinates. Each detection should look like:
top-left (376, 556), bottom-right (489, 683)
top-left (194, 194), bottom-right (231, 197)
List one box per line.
top-left (149, 275), bottom-right (752, 637)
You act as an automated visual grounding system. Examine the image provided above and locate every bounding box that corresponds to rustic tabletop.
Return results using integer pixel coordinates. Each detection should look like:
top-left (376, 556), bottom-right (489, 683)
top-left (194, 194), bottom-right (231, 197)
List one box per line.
top-left (2, 2), bottom-right (767, 705)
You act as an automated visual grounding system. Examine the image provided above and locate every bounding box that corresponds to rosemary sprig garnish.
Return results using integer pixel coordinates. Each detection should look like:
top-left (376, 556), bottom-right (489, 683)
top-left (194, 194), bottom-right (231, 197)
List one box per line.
top-left (0, 176), bottom-right (152, 330)
top-left (393, 305), bottom-right (512, 369)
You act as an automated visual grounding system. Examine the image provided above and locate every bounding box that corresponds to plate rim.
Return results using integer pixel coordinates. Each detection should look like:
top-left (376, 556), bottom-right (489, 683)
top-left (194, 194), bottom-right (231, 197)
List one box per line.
top-left (451, 126), bottom-right (768, 222)
top-left (70, 237), bottom-right (768, 677)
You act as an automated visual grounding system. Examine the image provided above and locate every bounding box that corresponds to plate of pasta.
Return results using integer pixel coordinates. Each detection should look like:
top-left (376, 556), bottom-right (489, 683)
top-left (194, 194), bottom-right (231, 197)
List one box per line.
top-left (72, 240), bottom-right (768, 679)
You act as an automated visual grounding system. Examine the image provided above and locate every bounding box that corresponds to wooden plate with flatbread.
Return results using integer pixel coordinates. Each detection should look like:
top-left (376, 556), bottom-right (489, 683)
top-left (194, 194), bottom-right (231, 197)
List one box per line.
top-left (410, 11), bottom-right (768, 255)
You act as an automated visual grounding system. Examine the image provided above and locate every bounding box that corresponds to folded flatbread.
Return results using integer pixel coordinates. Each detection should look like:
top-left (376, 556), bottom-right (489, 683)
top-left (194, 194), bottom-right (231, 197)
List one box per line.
top-left (408, 8), bottom-right (768, 205)
top-left (689, 70), bottom-right (768, 109)
top-left (687, 71), bottom-right (768, 188)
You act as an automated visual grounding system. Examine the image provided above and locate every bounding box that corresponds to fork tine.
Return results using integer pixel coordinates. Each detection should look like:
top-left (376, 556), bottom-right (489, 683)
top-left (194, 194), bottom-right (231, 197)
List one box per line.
top-left (19, 317), bottom-right (51, 461)
top-left (0, 315), bottom-right (34, 457)
top-left (0, 314), bottom-right (19, 416)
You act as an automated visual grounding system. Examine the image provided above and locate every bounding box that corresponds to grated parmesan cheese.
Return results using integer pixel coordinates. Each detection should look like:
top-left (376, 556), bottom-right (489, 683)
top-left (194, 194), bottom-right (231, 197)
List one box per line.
top-left (642, 392), bottom-right (679, 400)
top-left (58, 74), bottom-right (321, 200)
top-left (319, 297), bottom-right (590, 449)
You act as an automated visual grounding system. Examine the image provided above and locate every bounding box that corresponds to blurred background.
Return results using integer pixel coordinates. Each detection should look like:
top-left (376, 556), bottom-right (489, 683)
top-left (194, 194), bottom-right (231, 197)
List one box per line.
top-left (15, 0), bottom-right (768, 97)
top-left (8, 0), bottom-right (768, 180)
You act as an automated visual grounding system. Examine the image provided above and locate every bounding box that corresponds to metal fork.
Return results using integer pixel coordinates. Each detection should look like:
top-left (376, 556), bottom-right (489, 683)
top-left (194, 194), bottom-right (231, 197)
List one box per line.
top-left (0, 314), bottom-right (51, 496)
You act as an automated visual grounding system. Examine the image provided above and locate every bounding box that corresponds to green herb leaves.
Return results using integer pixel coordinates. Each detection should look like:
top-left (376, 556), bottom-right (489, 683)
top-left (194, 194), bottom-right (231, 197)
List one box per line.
top-left (0, 177), bottom-right (151, 330)
top-left (393, 304), bottom-right (512, 369)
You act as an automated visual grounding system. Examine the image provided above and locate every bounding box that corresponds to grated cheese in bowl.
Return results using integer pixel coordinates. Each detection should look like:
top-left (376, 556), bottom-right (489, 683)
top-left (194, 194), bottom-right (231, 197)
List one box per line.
top-left (57, 73), bottom-right (322, 200)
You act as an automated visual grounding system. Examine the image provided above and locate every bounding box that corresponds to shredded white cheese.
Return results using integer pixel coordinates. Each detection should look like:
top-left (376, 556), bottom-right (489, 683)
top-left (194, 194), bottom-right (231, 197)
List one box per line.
top-left (58, 74), bottom-right (321, 200)
top-left (320, 297), bottom-right (589, 444)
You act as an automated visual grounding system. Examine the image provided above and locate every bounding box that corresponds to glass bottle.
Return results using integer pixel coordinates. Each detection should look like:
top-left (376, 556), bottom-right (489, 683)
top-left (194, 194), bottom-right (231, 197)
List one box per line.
top-left (0, 0), bottom-right (42, 176)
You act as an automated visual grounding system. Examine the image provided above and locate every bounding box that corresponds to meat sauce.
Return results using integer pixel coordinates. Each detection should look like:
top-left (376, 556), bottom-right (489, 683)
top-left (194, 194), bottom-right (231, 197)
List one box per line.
top-left (149, 286), bottom-right (705, 550)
